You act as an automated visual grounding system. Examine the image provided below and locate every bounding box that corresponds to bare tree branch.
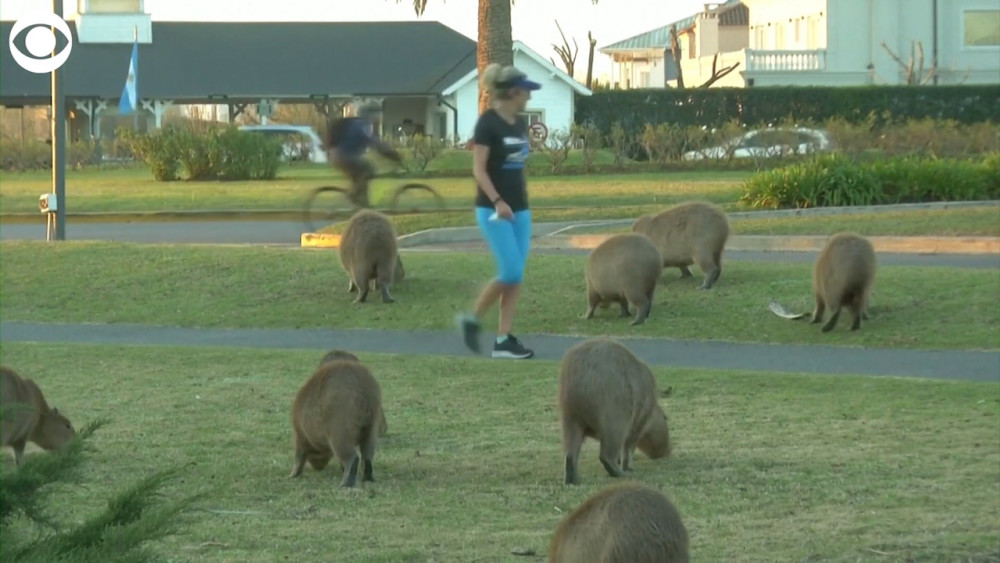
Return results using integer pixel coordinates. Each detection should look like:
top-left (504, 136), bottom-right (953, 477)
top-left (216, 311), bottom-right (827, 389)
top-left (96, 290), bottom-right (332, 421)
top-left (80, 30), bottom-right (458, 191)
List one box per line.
top-left (697, 53), bottom-right (740, 88)
top-left (881, 40), bottom-right (938, 85)
top-left (585, 31), bottom-right (597, 88)
top-left (669, 25), bottom-right (685, 88)
top-left (551, 20), bottom-right (579, 77)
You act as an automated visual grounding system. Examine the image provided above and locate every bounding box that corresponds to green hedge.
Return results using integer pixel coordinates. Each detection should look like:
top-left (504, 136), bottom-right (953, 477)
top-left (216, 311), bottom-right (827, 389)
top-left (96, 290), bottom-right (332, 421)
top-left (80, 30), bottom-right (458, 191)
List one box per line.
top-left (116, 124), bottom-right (284, 182)
top-left (739, 152), bottom-right (1000, 209)
top-left (575, 85), bottom-right (1000, 139)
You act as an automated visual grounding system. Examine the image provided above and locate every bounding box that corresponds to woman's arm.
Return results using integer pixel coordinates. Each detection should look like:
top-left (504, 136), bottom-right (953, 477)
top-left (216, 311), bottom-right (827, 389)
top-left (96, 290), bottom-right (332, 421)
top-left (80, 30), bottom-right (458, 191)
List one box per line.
top-left (472, 144), bottom-right (502, 204)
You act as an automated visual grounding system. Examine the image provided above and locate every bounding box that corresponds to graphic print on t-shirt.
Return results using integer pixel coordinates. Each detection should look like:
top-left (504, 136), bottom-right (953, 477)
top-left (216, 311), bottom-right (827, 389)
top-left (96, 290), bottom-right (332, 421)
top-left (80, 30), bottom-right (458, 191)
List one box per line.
top-left (501, 135), bottom-right (530, 170)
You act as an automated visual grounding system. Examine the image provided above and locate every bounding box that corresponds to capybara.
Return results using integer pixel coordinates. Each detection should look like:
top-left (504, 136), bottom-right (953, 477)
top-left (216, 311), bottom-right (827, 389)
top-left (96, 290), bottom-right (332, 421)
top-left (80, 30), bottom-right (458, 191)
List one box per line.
top-left (631, 201), bottom-right (730, 289)
top-left (548, 482), bottom-right (690, 563)
top-left (339, 209), bottom-right (400, 303)
top-left (1, 366), bottom-right (75, 466)
top-left (290, 359), bottom-right (383, 487)
top-left (584, 233), bottom-right (663, 326)
top-left (811, 232), bottom-right (877, 333)
top-left (557, 338), bottom-right (672, 485)
top-left (317, 349), bottom-right (387, 437)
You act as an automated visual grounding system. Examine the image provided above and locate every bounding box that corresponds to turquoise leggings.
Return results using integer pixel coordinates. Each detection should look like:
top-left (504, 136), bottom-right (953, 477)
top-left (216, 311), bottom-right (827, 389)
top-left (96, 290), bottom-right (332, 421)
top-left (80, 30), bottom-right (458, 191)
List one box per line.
top-left (475, 206), bottom-right (532, 285)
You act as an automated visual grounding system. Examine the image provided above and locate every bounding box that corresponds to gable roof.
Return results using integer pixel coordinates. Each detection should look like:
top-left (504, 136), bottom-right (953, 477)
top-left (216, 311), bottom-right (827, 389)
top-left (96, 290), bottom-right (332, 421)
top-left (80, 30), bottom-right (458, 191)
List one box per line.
top-left (0, 20), bottom-right (477, 105)
top-left (600, 0), bottom-right (748, 53)
top-left (440, 40), bottom-right (592, 97)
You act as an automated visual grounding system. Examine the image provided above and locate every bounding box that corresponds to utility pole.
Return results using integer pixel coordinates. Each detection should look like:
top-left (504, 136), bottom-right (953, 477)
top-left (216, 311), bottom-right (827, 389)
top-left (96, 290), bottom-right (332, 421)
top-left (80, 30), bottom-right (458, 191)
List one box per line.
top-left (51, 0), bottom-right (67, 240)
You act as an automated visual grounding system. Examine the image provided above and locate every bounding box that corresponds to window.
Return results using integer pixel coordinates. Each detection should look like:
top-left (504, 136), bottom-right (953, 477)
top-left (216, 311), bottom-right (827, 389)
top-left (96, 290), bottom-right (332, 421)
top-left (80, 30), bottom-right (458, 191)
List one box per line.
top-left (639, 71), bottom-right (651, 87)
top-left (754, 26), bottom-right (765, 49)
top-left (964, 10), bottom-right (1000, 47)
top-left (807, 17), bottom-right (820, 49)
top-left (794, 19), bottom-right (801, 44)
top-left (775, 22), bottom-right (785, 49)
top-left (520, 111), bottom-right (544, 125)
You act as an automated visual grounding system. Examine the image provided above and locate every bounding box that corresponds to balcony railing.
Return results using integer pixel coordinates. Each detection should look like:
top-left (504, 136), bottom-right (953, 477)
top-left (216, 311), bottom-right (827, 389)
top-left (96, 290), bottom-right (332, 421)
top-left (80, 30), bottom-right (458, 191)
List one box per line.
top-left (746, 49), bottom-right (827, 72)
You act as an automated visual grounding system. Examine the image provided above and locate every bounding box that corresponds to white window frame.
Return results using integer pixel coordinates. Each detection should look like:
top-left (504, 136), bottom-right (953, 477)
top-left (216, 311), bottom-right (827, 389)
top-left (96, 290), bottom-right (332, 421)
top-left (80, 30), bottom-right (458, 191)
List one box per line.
top-left (638, 70), bottom-right (651, 87)
top-left (520, 110), bottom-right (545, 125)
top-left (961, 8), bottom-right (1000, 50)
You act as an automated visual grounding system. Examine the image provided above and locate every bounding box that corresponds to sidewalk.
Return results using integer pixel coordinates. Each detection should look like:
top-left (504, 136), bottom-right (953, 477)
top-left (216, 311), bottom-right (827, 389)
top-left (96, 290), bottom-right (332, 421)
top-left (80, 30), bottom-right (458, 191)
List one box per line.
top-left (2, 321), bottom-right (997, 383)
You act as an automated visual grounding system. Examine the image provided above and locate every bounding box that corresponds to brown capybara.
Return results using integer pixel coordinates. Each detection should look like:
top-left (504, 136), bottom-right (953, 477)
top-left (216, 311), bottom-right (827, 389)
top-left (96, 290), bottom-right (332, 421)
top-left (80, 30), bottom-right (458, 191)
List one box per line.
top-left (1, 366), bottom-right (76, 466)
top-left (811, 232), bottom-right (877, 333)
top-left (290, 358), bottom-right (383, 487)
top-left (317, 349), bottom-right (387, 437)
top-left (548, 482), bottom-right (690, 563)
top-left (339, 209), bottom-right (400, 304)
top-left (584, 233), bottom-right (663, 326)
top-left (631, 201), bottom-right (730, 290)
top-left (557, 338), bottom-right (672, 485)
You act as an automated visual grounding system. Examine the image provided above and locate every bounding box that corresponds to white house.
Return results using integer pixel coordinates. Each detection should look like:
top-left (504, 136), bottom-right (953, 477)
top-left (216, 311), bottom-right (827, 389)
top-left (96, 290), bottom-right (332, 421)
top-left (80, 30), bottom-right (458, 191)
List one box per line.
top-left (434, 40), bottom-right (593, 144)
top-left (599, 0), bottom-right (1000, 88)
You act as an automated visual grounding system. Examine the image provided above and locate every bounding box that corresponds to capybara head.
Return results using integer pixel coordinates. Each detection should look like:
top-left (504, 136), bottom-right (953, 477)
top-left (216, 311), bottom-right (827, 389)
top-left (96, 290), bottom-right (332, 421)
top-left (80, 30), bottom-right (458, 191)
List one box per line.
top-left (33, 407), bottom-right (75, 452)
top-left (637, 405), bottom-right (671, 460)
top-left (319, 349), bottom-right (361, 367)
top-left (631, 214), bottom-right (653, 235)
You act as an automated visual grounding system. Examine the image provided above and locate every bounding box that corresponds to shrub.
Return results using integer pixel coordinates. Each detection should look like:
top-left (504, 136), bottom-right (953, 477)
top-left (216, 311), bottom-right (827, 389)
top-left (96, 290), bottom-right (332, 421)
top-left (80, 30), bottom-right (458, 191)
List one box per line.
top-left (571, 123), bottom-right (602, 173)
top-left (0, 415), bottom-right (203, 562)
top-left (117, 126), bottom-right (182, 181)
top-left (541, 128), bottom-right (573, 173)
top-left (740, 152), bottom-right (999, 209)
top-left (605, 123), bottom-right (635, 170)
top-left (406, 134), bottom-right (444, 174)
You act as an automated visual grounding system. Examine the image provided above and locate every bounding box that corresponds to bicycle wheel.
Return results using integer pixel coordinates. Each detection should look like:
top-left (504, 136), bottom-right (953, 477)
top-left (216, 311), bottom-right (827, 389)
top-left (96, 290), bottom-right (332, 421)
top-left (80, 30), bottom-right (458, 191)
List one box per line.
top-left (388, 183), bottom-right (446, 212)
top-left (302, 186), bottom-right (356, 233)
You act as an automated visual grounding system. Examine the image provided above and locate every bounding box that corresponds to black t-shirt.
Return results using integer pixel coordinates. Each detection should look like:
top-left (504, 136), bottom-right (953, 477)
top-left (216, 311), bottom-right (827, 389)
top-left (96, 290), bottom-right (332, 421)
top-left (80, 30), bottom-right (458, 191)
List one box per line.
top-left (472, 109), bottom-right (530, 212)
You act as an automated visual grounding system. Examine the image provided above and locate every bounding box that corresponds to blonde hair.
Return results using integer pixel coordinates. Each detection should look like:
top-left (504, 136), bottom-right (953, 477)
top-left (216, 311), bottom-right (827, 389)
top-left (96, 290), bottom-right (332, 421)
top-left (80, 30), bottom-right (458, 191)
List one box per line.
top-left (480, 63), bottom-right (527, 99)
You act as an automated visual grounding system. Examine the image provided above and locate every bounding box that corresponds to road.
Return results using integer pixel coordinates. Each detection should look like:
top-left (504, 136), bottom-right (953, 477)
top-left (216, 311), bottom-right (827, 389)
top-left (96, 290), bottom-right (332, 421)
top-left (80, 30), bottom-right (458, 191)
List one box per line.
top-left (2, 321), bottom-right (997, 382)
top-left (2, 219), bottom-right (997, 269)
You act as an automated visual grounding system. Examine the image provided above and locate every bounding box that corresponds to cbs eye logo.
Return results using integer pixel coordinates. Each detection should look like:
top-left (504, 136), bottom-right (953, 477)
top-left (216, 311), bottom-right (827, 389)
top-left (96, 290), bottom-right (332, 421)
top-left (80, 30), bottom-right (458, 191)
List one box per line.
top-left (8, 12), bottom-right (74, 74)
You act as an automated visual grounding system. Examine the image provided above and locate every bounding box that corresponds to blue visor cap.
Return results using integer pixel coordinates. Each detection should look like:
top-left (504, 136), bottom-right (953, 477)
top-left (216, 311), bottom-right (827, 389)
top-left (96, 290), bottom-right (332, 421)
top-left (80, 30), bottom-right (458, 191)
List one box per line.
top-left (505, 76), bottom-right (542, 91)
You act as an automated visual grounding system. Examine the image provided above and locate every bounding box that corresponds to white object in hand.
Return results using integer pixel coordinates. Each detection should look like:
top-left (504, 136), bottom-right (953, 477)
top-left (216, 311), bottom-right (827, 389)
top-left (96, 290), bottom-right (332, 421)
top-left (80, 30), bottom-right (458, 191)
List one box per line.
top-left (489, 211), bottom-right (503, 222)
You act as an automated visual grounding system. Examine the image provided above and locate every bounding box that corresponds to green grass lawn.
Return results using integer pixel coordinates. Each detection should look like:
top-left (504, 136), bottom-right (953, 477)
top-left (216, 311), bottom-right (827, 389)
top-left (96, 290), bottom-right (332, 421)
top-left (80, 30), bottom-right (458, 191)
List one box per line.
top-left (567, 206), bottom-right (1000, 238)
top-left (1, 342), bottom-right (997, 562)
top-left (0, 156), bottom-right (749, 215)
top-left (2, 241), bottom-right (997, 351)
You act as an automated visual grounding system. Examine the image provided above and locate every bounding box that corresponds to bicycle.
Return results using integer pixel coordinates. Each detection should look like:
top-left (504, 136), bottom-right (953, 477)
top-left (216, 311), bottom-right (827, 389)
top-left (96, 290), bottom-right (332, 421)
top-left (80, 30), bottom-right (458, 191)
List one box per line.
top-left (302, 172), bottom-right (446, 233)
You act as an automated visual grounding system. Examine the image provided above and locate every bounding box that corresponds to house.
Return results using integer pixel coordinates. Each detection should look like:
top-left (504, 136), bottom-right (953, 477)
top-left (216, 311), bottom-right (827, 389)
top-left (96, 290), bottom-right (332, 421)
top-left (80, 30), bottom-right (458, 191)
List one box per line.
top-left (439, 40), bottom-right (593, 144)
top-left (599, 0), bottom-right (1000, 89)
top-left (740, 0), bottom-right (1000, 86)
top-left (598, 0), bottom-right (750, 89)
top-left (0, 12), bottom-right (590, 146)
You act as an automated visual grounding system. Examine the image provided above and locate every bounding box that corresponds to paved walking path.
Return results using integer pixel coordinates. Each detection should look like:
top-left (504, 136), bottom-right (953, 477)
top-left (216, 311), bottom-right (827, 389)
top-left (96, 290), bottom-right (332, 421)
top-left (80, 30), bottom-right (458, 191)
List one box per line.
top-left (2, 321), bottom-right (996, 383)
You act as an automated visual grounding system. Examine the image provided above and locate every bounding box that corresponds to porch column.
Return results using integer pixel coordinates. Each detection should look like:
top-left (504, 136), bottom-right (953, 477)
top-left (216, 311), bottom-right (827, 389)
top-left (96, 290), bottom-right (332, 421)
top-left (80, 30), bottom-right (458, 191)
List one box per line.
top-left (140, 99), bottom-right (174, 129)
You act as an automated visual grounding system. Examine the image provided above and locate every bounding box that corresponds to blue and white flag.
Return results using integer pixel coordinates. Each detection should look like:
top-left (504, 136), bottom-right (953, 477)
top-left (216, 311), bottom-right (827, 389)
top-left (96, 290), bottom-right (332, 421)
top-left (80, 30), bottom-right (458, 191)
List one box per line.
top-left (118, 39), bottom-right (138, 114)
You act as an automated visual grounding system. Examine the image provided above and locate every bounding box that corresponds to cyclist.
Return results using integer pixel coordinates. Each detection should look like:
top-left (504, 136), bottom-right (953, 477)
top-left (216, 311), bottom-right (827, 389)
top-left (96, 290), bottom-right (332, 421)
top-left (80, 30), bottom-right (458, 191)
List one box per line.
top-left (325, 101), bottom-right (403, 208)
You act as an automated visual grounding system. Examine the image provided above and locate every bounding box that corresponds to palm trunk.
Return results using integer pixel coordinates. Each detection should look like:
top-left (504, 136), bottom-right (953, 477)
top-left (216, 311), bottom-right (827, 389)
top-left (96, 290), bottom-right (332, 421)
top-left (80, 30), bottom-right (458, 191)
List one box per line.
top-left (477, 0), bottom-right (514, 116)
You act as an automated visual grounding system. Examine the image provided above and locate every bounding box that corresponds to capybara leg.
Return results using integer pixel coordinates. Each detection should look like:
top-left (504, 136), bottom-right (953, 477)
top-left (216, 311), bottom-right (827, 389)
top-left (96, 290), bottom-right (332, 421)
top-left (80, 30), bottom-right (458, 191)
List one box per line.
top-left (700, 267), bottom-right (722, 290)
top-left (630, 298), bottom-right (651, 326)
top-left (849, 305), bottom-right (863, 331)
top-left (355, 276), bottom-right (371, 304)
top-left (347, 279), bottom-right (357, 293)
top-left (598, 437), bottom-right (626, 478)
top-left (378, 281), bottom-right (394, 304)
top-left (289, 442), bottom-right (308, 478)
top-left (562, 423), bottom-right (585, 485)
top-left (359, 428), bottom-right (377, 483)
top-left (618, 297), bottom-right (631, 318)
top-left (679, 265), bottom-right (693, 278)
top-left (810, 293), bottom-right (825, 324)
top-left (584, 288), bottom-right (600, 319)
top-left (696, 250), bottom-right (721, 290)
top-left (11, 440), bottom-right (25, 467)
top-left (332, 438), bottom-right (360, 487)
top-left (822, 308), bottom-right (842, 333)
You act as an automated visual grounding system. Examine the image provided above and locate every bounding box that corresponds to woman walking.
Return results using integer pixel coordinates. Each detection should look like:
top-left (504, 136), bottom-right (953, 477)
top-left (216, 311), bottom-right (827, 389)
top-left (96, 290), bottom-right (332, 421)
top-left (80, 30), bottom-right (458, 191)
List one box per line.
top-left (454, 63), bottom-right (541, 360)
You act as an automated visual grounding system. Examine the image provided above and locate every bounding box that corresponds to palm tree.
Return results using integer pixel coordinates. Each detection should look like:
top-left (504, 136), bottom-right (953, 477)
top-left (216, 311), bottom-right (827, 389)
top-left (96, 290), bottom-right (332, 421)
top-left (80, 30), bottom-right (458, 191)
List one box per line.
top-left (400, 0), bottom-right (598, 115)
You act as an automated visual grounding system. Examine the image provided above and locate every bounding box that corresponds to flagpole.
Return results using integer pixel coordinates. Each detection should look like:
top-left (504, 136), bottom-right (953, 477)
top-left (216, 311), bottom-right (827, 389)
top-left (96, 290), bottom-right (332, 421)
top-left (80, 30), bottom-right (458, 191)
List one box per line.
top-left (132, 26), bottom-right (138, 131)
top-left (52, 0), bottom-right (66, 240)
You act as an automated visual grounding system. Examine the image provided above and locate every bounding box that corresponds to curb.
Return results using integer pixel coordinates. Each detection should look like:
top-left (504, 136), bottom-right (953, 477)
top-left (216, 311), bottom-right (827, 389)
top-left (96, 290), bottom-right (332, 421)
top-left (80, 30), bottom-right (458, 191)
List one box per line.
top-left (300, 232), bottom-right (1000, 255)
top-left (0, 209), bottom-right (306, 224)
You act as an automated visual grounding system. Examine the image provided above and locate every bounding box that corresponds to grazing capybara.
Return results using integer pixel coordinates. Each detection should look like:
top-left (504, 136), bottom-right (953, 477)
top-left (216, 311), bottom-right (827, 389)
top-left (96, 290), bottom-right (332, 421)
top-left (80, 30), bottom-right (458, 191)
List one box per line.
top-left (631, 201), bottom-right (730, 289)
top-left (584, 233), bottom-right (663, 326)
top-left (317, 349), bottom-right (387, 437)
top-left (290, 358), bottom-right (383, 487)
top-left (811, 232), bottom-right (877, 333)
top-left (348, 254), bottom-right (405, 294)
top-left (1, 366), bottom-right (75, 466)
top-left (557, 338), bottom-right (672, 485)
top-left (339, 209), bottom-right (400, 303)
top-left (548, 482), bottom-right (690, 563)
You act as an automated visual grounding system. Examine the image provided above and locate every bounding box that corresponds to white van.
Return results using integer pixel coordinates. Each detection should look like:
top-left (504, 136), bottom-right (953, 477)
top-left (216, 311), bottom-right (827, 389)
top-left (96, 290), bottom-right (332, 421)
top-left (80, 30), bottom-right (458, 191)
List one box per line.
top-left (238, 124), bottom-right (328, 164)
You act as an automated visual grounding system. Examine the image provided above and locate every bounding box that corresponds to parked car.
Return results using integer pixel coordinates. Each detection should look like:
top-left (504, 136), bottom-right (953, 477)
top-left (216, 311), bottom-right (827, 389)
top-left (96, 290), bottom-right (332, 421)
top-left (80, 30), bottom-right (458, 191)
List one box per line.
top-left (238, 124), bottom-right (328, 164)
top-left (682, 127), bottom-right (831, 161)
